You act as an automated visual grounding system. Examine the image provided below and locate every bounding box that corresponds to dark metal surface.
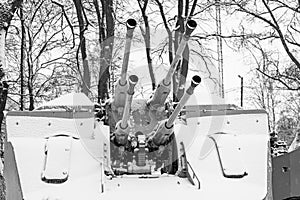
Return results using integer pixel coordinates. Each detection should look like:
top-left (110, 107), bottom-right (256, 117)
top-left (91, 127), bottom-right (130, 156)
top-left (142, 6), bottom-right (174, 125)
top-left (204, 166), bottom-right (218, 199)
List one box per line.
top-left (272, 148), bottom-right (300, 200)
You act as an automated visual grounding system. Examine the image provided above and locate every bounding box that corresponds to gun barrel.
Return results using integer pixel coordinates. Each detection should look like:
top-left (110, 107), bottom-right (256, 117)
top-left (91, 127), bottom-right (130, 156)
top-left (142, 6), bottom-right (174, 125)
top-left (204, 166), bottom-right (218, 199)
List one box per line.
top-left (112, 19), bottom-right (137, 110)
top-left (166, 75), bottom-right (201, 128)
top-left (120, 75), bottom-right (138, 129)
top-left (120, 19), bottom-right (137, 85)
top-left (148, 20), bottom-right (197, 109)
top-left (163, 20), bottom-right (197, 86)
top-left (149, 75), bottom-right (201, 146)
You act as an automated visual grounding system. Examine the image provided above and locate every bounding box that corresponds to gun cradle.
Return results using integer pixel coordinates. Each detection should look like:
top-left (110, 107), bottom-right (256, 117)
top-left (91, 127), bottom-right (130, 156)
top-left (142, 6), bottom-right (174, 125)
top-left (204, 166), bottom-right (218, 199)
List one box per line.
top-left (110, 75), bottom-right (200, 175)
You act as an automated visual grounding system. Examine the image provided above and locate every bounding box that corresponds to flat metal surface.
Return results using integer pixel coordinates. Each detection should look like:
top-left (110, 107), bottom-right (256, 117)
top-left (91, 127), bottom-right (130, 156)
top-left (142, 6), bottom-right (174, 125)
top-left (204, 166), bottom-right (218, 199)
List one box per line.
top-left (272, 148), bottom-right (300, 200)
top-left (184, 105), bottom-right (267, 118)
top-left (7, 110), bottom-right (94, 119)
top-left (4, 142), bottom-right (23, 200)
top-left (209, 133), bottom-right (247, 178)
top-left (42, 136), bottom-right (73, 183)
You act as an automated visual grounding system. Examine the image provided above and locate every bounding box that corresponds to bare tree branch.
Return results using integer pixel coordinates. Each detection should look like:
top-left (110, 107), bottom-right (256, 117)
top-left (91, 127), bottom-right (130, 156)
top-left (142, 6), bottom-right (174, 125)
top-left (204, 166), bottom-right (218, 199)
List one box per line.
top-left (257, 68), bottom-right (300, 90)
top-left (154, 0), bottom-right (173, 64)
top-left (52, 0), bottom-right (76, 48)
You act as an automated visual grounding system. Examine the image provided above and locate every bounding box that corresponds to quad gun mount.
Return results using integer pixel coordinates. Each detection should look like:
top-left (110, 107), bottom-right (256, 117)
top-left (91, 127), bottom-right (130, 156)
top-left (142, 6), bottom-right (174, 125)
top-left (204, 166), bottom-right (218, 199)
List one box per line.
top-left (106, 19), bottom-right (200, 175)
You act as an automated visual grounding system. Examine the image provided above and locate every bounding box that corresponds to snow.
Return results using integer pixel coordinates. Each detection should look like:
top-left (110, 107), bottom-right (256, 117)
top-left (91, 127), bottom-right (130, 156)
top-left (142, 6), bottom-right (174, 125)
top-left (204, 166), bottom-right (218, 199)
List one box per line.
top-left (5, 92), bottom-right (271, 199)
top-left (209, 133), bottom-right (247, 178)
top-left (41, 136), bottom-right (73, 182)
top-left (6, 116), bottom-right (94, 138)
top-left (174, 112), bottom-right (270, 199)
top-left (10, 137), bottom-right (103, 200)
top-left (35, 93), bottom-right (94, 110)
top-left (7, 112), bottom-right (270, 200)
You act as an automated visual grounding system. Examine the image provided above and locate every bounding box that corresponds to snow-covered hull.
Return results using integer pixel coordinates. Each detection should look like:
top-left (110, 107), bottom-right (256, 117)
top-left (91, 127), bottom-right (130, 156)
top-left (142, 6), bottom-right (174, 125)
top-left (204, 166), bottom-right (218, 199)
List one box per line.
top-left (4, 95), bottom-right (272, 200)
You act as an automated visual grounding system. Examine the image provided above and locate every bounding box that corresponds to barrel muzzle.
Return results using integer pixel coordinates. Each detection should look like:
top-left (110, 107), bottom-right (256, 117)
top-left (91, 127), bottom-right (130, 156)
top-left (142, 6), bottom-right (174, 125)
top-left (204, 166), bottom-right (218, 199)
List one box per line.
top-left (187, 75), bottom-right (201, 95)
top-left (184, 20), bottom-right (197, 37)
top-left (114, 75), bottom-right (139, 145)
top-left (148, 20), bottom-right (197, 107)
top-left (166, 75), bottom-right (201, 128)
top-left (128, 75), bottom-right (138, 95)
top-left (120, 19), bottom-right (137, 85)
top-left (149, 75), bottom-right (201, 146)
top-left (126, 19), bottom-right (137, 38)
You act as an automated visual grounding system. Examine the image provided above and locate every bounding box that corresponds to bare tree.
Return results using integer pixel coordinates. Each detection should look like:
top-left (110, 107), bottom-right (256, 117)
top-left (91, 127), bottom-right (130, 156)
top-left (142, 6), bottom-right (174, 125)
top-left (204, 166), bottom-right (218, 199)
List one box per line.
top-left (154, 0), bottom-right (199, 101)
top-left (172, 0), bottom-right (184, 101)
top-left (19, 4), bottom-right (25, 110)
top-left (245, 41), bottom-right (280, 131)
top-left (96, 0), bottom-right (115, 102)
top-left (154, 0), bottom-right (173, 65)
top-left (73, 0), bottom-right (91, 96)
top-left (175, 0), bottom-right (199, 101)
top-left (0, 0), bottom-right (22, 74)
top-left (137, 0), bottom-right (156, 90)
top-left (5, 0), bottom-right (78, 109)
top-left (224, 0), bottom-right (300, 90)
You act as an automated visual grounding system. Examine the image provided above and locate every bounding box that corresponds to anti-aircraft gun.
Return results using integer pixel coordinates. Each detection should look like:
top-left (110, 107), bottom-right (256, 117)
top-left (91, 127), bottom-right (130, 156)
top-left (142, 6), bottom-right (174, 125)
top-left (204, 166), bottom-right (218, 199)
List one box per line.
top-left (106, 19), bottom-right (200, 175)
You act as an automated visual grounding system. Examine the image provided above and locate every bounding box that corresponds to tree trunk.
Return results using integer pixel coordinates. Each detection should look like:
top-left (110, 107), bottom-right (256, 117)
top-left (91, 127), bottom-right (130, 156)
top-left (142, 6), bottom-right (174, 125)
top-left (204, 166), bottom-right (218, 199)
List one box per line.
top-left (0, 0), bottom-right (23, 70)
top-left (93, 0), bottom-right (105, 43)
top-left (93, 0), bottom-right (106, 102)
top-left (0, 29), bottom-right (6, 72)
top-left (175, 0), bottom-right (196, 101)
top-left (155, 0), bottom-right (173, 65)
top-left (145, 38), bottom-right (156, 90)
top-left (173, 0), bottom-right (184, 102)
top-left (98, 43), bottom-right (111, 101)
top-left (0, 1), bottom-right (22, 197)
top-left (176, 45), bottom-right (189, 100)
top-left (138, 0), bottom-right (156, 90)
top-left (0, 82), bottom-right (8, 130)
top-left (0, 74), bottom-right (8, 200)
top-left (27, 63), bottom-right (34, 110)
top-left (73, 0), bottom-right (91, 96)
top-left (0, 31), bottom-right (6, 168)
top-left (27, 28), bottom-right (34, 111)
top-left (98, 0), bottom-right (114, 101)
top-left (20, 6), bottom-right (25, 110)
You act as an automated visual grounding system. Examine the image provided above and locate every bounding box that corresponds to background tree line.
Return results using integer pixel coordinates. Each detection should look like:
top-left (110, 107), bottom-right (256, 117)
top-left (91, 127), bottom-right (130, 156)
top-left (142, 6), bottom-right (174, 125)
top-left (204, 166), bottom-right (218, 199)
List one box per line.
top-left (0, 0), bottom-right (299, 138)
top-left (2, 0), bottom-right (225, 111)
